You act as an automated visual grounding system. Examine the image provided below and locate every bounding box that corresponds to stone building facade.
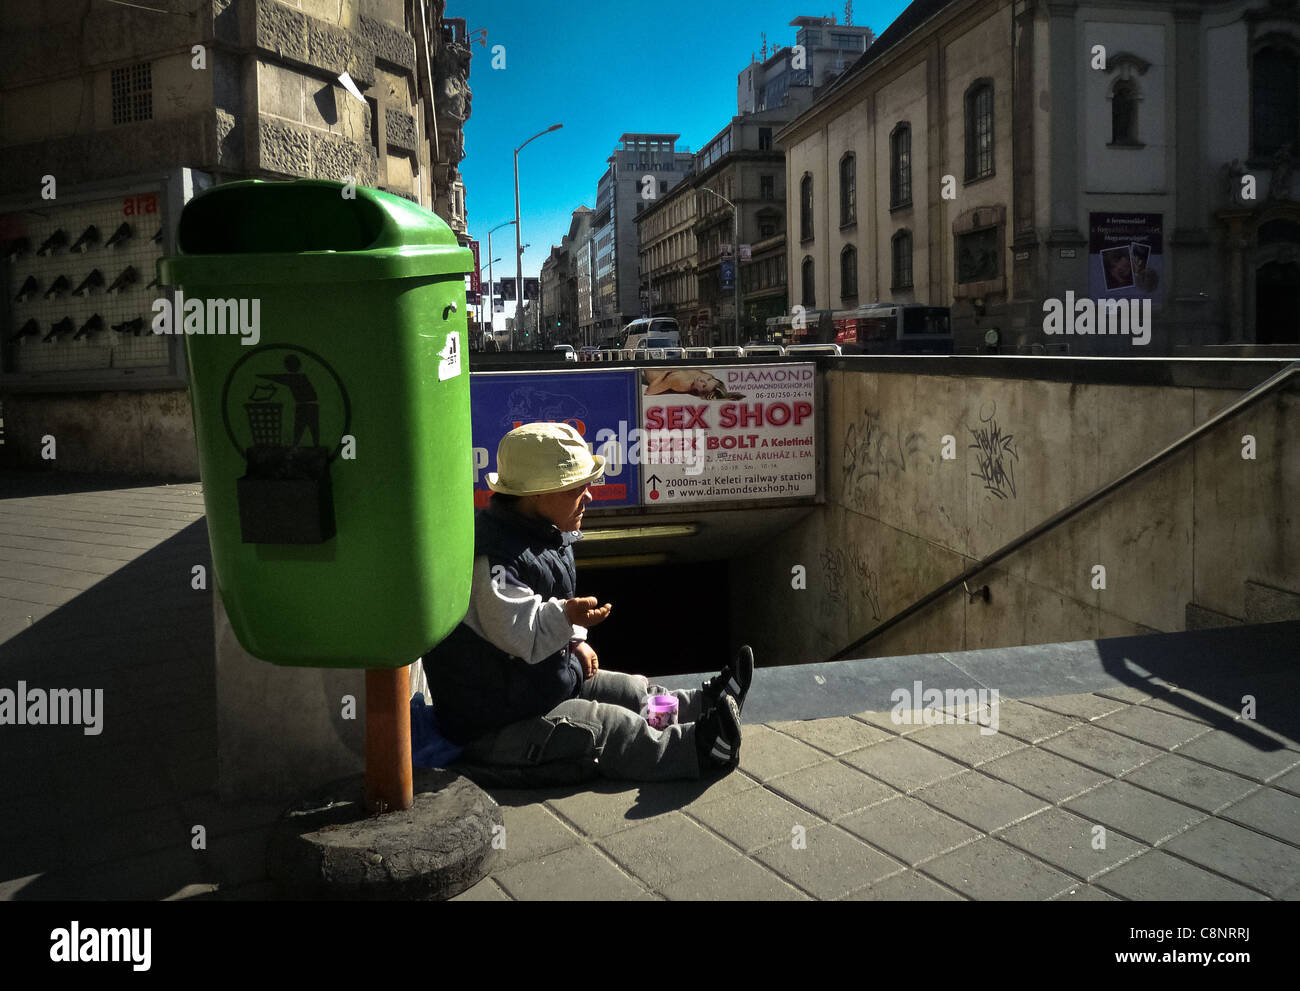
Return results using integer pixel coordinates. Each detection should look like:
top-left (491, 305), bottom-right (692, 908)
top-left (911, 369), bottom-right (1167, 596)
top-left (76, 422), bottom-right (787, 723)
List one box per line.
top-left (637, 114), bottom-right (796, 348)
top-left (691, 113), bottom-right (795, 345)
top-left (587, 134), bottom-right (694, 342)
top-left (635, 17), bottom-right (873, 347)
top-left (0, 0), bottom-right (473, 473)
top-left (637, 174), bottom-right (701, 341)
top-left (780, 0), bottom-right (1300, 355)
top-left (540, 206), bottom-right (593, 348)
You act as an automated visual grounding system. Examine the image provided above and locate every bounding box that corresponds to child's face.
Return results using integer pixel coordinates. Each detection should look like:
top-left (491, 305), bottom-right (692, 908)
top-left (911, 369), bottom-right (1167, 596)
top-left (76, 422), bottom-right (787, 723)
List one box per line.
top-left (526, 483), bottom-right (594, 532)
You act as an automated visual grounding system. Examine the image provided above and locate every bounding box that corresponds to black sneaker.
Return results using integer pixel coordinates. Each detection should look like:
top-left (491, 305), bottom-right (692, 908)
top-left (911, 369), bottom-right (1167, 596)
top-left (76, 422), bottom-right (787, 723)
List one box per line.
top-left (695, 693), bottom-right (741, 774)
top-left (702, 645), bottom-right (754, 715)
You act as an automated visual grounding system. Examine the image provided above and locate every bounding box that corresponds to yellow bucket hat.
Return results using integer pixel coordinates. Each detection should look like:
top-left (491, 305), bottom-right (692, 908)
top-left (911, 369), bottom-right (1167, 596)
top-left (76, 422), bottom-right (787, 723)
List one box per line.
top-left (487, 422), bottom-right (606, 495)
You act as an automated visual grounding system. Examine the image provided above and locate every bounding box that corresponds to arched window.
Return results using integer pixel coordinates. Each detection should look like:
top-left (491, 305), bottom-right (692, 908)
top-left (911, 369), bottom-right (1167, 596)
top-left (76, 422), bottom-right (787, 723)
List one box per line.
top-left (891, 230), bottom-right (913, 290)
top-left (839, 153), bottom-right (856, 225)
top-left (802, 256), bottom-right (815, 308)
top-left (800, 174), bottom-right (814, 241)
top-left (890, 124), bottom-right (911, 208)
top-left (965, 81), bottom-right (994, 179)
top-left (1253, 46), bottom-right (1299, 158)
top-left (1111, 79), bottom-right (1139, 145)
top-left (840, 245), bottom-right (857, 298)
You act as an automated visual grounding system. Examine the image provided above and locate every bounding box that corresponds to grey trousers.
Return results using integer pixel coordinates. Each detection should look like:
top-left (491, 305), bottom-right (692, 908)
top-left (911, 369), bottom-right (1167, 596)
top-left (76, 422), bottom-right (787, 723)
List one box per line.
top-left (460, 670), bottom-right (707, 782)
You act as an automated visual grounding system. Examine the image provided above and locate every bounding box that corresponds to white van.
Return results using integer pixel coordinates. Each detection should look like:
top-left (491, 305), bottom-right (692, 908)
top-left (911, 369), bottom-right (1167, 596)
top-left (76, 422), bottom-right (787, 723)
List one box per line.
top-left (620, 317), bottom-right (681, 352)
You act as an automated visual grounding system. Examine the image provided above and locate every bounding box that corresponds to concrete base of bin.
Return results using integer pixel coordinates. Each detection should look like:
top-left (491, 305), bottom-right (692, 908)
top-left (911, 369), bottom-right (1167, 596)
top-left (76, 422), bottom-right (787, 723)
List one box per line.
top-left (266, 767), bottom-right (502, 900)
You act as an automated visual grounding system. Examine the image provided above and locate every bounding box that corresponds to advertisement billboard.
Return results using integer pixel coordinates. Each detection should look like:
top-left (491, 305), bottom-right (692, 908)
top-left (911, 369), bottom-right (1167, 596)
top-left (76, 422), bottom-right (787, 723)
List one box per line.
top-left (471, 370), bottom-right (641, 509)
top-left (1088, 212), bottom-right (1164, 306)
top-left (637, 364), bottom-right (816, 505)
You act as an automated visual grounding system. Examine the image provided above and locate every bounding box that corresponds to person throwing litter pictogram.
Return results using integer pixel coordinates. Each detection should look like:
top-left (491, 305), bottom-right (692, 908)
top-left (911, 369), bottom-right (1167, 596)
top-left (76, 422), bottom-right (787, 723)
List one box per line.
top-left (255, 354), bottom-right (320, 448)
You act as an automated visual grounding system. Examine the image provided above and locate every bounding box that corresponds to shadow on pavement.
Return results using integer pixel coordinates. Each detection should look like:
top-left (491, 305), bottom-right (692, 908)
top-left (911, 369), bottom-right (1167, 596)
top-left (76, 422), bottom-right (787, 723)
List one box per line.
top-left (1095, 621), bottom-right (1300, 749)
top-left (0, 515), bottom-right (216, 899)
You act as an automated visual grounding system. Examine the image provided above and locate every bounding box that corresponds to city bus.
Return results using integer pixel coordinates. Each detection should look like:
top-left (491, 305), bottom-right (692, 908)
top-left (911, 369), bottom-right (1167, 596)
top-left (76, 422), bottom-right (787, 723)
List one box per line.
top-left (832, 303), bottom-right (953, 354)
top-left (616, 317), bottom-right (681, 351)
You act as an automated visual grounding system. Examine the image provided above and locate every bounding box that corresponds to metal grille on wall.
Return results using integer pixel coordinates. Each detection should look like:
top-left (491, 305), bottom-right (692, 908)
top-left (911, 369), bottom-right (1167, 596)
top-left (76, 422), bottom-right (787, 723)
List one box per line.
top-left (3, 191), bottom-right (169, 375)
top-left (110, 62), bottom-right (153, 125)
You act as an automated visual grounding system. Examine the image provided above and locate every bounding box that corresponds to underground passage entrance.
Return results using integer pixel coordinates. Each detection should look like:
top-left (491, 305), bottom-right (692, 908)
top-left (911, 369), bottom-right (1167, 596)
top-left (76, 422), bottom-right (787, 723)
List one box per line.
top-left (573, 558), bottom-right (733, 678)
top-left (569, 506), bottom-right (814, 678)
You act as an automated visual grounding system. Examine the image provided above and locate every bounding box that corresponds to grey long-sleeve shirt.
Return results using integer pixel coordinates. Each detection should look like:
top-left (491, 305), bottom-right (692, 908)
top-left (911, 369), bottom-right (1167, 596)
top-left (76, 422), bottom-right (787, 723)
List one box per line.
top-left (462, 554), bottom-right (587, 663)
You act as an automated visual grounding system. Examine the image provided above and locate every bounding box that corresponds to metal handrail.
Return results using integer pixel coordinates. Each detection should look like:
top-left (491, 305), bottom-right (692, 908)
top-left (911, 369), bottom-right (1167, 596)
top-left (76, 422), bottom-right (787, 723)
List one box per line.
top-left (828, 360), bottom-right (1300, 662)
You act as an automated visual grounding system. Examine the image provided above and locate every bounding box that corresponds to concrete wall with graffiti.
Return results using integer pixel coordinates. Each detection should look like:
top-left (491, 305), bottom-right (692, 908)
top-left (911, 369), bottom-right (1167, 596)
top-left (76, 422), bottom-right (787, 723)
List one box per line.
top-left (731, 366), bottom-right (1298, 663)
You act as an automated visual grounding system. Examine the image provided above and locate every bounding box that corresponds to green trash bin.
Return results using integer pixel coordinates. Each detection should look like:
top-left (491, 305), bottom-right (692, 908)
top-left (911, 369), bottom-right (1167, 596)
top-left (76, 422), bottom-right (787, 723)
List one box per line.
top-left (158, 179), bottom-right (474, 668)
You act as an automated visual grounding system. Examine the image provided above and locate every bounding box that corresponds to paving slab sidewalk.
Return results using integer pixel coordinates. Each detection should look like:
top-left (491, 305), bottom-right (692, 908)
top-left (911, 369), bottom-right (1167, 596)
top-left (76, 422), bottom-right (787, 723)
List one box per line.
top-left (2, 470), bottom-right (1297, 901)
top-left (457, 686), bottom-right (1300, 901)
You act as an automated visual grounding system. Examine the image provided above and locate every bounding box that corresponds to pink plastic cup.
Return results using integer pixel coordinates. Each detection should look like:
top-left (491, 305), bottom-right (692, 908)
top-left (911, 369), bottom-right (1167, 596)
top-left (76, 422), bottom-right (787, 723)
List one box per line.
top-left (643, 694), bottom-right (679, 730)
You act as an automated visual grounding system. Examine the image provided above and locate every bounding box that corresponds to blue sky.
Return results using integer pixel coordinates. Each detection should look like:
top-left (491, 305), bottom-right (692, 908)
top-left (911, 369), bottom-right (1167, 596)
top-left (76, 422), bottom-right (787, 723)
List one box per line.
top-left (459, 0), bottom-right (910, 320)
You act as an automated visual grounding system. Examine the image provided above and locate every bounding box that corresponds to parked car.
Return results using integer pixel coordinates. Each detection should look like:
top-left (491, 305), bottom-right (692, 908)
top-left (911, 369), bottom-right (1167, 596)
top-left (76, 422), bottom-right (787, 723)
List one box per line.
top-left (552, 344), bottom-right (577, 362)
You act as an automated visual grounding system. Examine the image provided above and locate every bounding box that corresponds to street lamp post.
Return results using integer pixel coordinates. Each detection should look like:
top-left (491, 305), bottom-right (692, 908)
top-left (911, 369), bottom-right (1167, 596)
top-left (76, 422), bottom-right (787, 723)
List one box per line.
top-left (486, 220), bottom-right (515, 346)
top-left (514, 123), bottom-right (563, 352)
top-left (700, 186), bottom-right (741, 346)
top-left (482, 256), bottom-right (501, 348)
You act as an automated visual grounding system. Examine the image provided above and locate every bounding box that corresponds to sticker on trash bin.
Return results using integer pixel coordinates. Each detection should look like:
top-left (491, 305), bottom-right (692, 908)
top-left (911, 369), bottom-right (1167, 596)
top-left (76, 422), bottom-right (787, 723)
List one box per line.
top-left (438, 332), bottom-right (462, 381)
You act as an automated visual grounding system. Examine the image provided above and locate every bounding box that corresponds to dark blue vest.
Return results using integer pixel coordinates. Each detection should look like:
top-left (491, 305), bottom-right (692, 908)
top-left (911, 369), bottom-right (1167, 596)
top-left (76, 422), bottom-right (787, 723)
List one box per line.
top-left (422, 496), bottom-right (584, 744)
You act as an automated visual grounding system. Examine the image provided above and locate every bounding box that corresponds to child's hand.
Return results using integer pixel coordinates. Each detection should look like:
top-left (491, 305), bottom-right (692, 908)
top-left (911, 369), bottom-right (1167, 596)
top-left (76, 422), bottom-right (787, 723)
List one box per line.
top-left (564, 596), bottom-right (612, 628)
top-left (572, 641), bottom-right (599, 679)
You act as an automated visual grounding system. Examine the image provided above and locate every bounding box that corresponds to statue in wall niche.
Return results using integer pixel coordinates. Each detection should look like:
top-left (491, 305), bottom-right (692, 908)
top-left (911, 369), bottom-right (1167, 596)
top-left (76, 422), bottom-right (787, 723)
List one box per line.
top-left (1268, 143), bottom-right (1294, 201)
top-left (435, 43), bottom-right (472, 122)
top-left (1222, 158), bottom-right (1247, 206)
top-left (432, 39), bottom-right (472, 170)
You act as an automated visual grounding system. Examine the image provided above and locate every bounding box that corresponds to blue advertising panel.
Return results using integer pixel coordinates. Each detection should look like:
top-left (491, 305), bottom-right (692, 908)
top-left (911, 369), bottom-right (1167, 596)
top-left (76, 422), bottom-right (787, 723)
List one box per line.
top-left (470, 369), bottom-right (641, 509)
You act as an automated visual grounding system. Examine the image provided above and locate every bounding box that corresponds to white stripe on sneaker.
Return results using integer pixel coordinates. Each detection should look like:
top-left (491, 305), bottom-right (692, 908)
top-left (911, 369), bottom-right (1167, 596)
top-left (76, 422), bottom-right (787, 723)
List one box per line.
top-left (727, 676), bottom-right (741, 694)
top-left (711, 744), bottom-right (731, 761)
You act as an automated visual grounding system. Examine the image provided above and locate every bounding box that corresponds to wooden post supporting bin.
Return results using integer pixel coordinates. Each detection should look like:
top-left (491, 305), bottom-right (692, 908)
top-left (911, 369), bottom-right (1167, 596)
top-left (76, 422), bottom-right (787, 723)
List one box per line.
top-left (364, 667), bottom-right (413, 813)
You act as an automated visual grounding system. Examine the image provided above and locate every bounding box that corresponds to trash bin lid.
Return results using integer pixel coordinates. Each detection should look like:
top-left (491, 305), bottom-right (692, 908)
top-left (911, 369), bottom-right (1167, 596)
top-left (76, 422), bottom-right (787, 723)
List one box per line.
top-left (158, 179), bottom-right (472, 285)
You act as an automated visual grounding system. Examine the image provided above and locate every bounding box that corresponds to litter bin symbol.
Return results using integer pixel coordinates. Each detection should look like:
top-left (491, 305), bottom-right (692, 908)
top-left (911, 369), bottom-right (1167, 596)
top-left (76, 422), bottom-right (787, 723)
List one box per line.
top-left (222, 344), bottom-right (351, 545)
top-left (255, 354), bottom-right (321, 447)
top-left (245, 384), bottom-right (283, 446)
